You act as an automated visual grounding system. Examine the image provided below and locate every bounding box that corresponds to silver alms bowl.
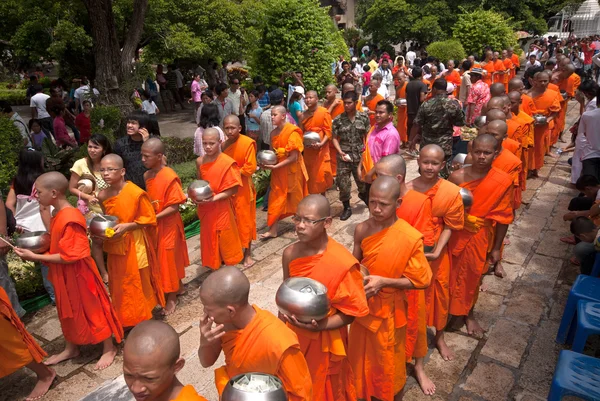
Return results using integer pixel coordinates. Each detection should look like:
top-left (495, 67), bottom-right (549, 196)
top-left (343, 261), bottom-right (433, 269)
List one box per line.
top-left (89, 215), bottom-right (119, 238)
top-left (222, 373), bottom-right (287, 401)
top-left (395, 98), bottom-right (407, 106)
top-left (303, 131), bottom-right (321, 146)
top-left (15, 231), bottom-right (50, 254)
top-left (474, 115), bottom-right (486, 128)
top-left (257, 150), bottom-right (278, 165)
top-left (460, 188), bottom-right (474, 210)
top-left (276, 277), bottom-right (330, 323)
top-left (533, 114), bottom-right (547, 125)
top-left (188, 180), bottom-right (213, 202)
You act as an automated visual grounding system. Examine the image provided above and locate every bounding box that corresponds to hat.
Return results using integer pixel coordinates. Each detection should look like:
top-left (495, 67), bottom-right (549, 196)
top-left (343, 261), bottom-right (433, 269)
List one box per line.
top-left (269, 89), bottom-right (284, 104)
top-left (471, 67), bottom-right (484, 76)
top-left (294, 86), bottom-right (305, 97)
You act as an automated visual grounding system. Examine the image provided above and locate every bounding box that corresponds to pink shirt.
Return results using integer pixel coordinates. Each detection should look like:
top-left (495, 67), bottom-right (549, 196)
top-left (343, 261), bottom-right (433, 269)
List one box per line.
top-left (368, 121), bottom-right (400, 163)
top-left (191, 80), bottom-right (202, 102)
top-left (467, 80), bottom-right (490, 125)
top-left (53, 115), bottom-right (76, 147)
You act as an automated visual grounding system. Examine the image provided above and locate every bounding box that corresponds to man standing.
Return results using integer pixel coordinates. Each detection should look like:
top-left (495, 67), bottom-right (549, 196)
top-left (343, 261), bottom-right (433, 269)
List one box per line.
top-left (258, 89), bottom-right (294, 151)
top-left (332, 91), bottom-right (370, 220)
top-left (227, 78), bottom-right (248, 132)
top-left (213, 83), bottom-right (235, 127)
top-left (410, 79), bottom-right (466, 177)
top-left (458, 60), bottom-right (473, 107)
top-left (30, 86), bottom-right (53, 136)
top-left (0, 101), bottom-right (30, 146)
top-left (395, 72), bottom-right (409, 146)
top-left (406, 67), bottom-right (429, 151)
top-left (501, 50), bottom-right (515, 92)
top-left (376, 58), bottom-right (395, 99)
top-left (364, 79), bottom-right (385, 126)
top-left (165, 65), bottom-right (185, 110)
top-left (466, 67), bottom-right (490, 125)
top-left (492, 52), bottom-right (508, 86)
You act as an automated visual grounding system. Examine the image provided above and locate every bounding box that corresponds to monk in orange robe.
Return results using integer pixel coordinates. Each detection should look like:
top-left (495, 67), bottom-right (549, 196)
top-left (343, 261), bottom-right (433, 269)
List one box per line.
top-left (527, 71), bottom-right (561, 176)
top-left (396, 72), bottom-right (409, 144)
top-left (508, 91), bottom-right (535, 191)
top-left (486, 121), bottom-right (522, 212)
top-left (485, 97), bottom-right (523, 158)
top-left (448, 135), bottom-right (513, 337)
top-left (199, 266), bottom-right (313, 401)
top-left (508, 48), bottom-right (520, 77)
top-left (98, 154), bottom-right (165, 327)
top-left (302, 90), bottom-right (334, 194)
top-left (481, 51), bottom-right (495, 86)
top-left (124, 320), bottom-right (208, 401)
top-left (442, 60), bottom-right (462, 94)
top-left (365, 79), bottom-right (385, 126)
top-left (0, 286), bottom-right (56, 400)
top-left (261, 106), bottom-right (309, 239)
top-left (348, 177), bottom-right (432, 401)
top-left (222, 115), bottom-right (257, 268)
top-left (501, 50), bottom-right (514, 92)
top-left (324, 85), bottom-right (345, 178)
top-left (15, 172), bottom-right (124, 370)
top-left (492, 52), bottom-right (507, 86)
top-left (555, 63), bottom-right (581, 142)
top-left (281, 195), bottom-right (369, 401)
top-left (374, 154), bottom-right (435, 395)
top-left (407, 145), bottom-right (464, 362)
top-left (195, 128), bottom-right (243, 269)
top-left (142, 138), bottom-right (190, 315)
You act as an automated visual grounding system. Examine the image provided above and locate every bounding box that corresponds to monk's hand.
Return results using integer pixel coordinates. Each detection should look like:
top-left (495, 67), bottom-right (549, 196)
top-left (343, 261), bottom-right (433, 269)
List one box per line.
top-left (200, 314), bottom-right (225, 344)
top-left (425, 250), bottom-right (441, 261)
top-left (195, 195), bottom-right (214, 203)
top-left (140, 128), bottom-right (150, 141)
top-left (486, 249), bottom-right (501, 266)
top-left (261, 164), bottom-right (277, 170)
top-left (14, 247), bottom-right (37, 262)
top-left (364, 275), bottom-right (386, 298)
top-left (283, 314), bottom-right (321, 331)
top-left (112, 223), bottom-right (134, 237)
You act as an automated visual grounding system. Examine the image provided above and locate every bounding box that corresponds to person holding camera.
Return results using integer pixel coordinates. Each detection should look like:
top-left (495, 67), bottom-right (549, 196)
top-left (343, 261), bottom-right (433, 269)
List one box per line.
top-left (571, 46), bottom-right (585, 76)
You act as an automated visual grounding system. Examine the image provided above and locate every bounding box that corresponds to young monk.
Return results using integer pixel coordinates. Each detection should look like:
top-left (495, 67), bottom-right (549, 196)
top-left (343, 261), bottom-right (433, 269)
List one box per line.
top-left (198, 266), bottom-right (313, 401)
top-left (484, 107), bottom-right (523, 161)
top-left (407, 145), bottom-right (464, 362)
top-left (194, 128), bottom-right (243, 269)
top-left (222, 115), bottom-right (257, 268)
top-left (142, 138), bottom-right (190, 315)
top-left (124, 320), bottom-right (208, 401)
top-left (324, 84), bottom-right (343, 178)
top-left (508, 78), bottom-right (536, 116)
top-left (348, 176), bottom-right (432, 401)
top-left (395, 72), bottom-right (409, 145)
top-left (501, 50), bottom-right (514, 92)
top-left (15, 171), bottom-right (124, 369)
top-left (448, 134), bottom-right (514, 337)
top-left (364, 79), bottom-right (385, 126)
top-left (555, 63), bottom-right (581, 142)
top-left (373, 154), bottom-right (435, 395)
top-left (0, 286), bottom-right (56, 400)
top-left (481, 50), bottom-right (495, 87)
top-left (98, 154), bottom-right (165, 328)
top-left (508, 91), bottom-right (535, 191)
top-left (261, 106), bottom-right (309, 239)
top-left (492, 52), bottom-right (507, 86)
top-left (302, 90), bottom-right (334, 194)
top-left (281, 194), bottom-right (369, 401)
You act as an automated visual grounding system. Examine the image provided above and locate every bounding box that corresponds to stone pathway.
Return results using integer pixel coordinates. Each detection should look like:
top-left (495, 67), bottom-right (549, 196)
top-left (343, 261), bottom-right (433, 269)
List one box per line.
top-left (0, 103), bottom-right (585, 401)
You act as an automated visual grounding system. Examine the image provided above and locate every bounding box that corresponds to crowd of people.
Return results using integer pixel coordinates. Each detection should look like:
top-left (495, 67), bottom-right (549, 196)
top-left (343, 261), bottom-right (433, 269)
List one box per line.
top-left (0, 35), bottom-right (595, 401)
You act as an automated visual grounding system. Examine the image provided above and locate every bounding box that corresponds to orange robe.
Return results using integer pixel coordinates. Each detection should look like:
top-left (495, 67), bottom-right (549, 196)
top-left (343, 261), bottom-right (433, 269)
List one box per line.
top-left (215, 306), bottom-right (313, 401)
top-left (530, 89), bottom-right (561, 170)
top-left (303, 106), bottom-right (334, 194)
top-left (48, 207), bottom-right (123, 345)
top-left (103, 182), bottom-right (165, 327)
top-left (555, 74), bottom-right (581, 140)
top-left (223, 135), bottom-right (257, 248)
top-left (449, 168), bottom-right (513, 316)
top-left (396, 83), bottom-right (408, 143)
top-left (288, 238), bottom-right (369, 401)
top-left (482, 61), bottom-right (495, 86)
top-left (395, 190), bottom-right (434, 361)
top-left (0, 287), bottom-right (46, 377)
top-left (502, 58), bottom-right (514, 91)
top-left (494, 147), bottom-right (522, 210)
top-left (146, 167), bottom-right (189, 293)
top-left (510, 54), bottom-right (520, 75)
top-left (328, 102), bottom-right (345, 177)
top-left (174, 385), bottom-right (208, 401)
top-left (422, 180), bottom-right (464, 330)
top-left (493, 60), bottom-right (506, 85)
top-left (197, 153), bottom-right (243, 269)
top-left (548, 83), bottom-right (562, 146)
top-left (365, 94), bottom-right (384, 126)
top-left (268, 123), bottom-right (309, 226)
top-left (514, 110), bottom-right (535, 183)
top-left (348, 220), bottom-right (431, 400)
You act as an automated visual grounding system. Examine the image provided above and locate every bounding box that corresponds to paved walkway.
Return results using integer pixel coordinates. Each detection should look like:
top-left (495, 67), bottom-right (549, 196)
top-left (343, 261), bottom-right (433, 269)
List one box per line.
top-left (0, 104), bottom-right (584, 401)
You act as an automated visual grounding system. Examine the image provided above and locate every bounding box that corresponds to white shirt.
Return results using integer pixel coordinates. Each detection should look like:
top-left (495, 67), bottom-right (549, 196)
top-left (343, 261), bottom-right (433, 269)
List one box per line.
top-left (30, 93), bottom-right (51, 119)
top-left (406, 51), bottom-right (416, 66)
top-left (74, 85), bottom-right (90, 100)
top-left (365, 86), bottom-right (389, 100)
top-left (227, 89), bottom-right (248, 116)
top-left (592, 53), bottom-right (600, 84)
top-left (525, 60), bottom-right (541, 70)
top-left (11, 113), bottom-right (30, 146)
top-left (142, 100), bottom-right (158, 115)
top-left (579, 107), bottom-right (600, 160)
top-left (175, 69), bottom-right (184, 88)
top-left (375, 67), bottom-right (393, 86)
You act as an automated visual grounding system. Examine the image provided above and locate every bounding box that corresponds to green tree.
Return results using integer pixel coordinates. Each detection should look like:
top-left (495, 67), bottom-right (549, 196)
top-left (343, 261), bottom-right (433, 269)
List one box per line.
top-left (251, 0), bottom-right (348, 92)
top-left (452, 8), bottom-right (518, 56)
top-left (426, 39), bottom-right (466, 63)
top-left (0, 116), bottom-right (23, 192)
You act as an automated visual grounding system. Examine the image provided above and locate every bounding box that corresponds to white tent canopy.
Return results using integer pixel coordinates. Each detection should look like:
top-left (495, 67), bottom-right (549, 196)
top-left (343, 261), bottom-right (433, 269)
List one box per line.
top-left (571, 0), bottom-right (600, 37)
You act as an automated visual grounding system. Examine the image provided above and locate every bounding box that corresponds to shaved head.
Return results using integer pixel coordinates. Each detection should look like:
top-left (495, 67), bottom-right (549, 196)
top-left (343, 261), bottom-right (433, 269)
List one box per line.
top-left (142, 137), bottom-right (165, 154)
top-left (102, 153), bottom-right (124, 168)
top-left (490, 83), bottom-right (506, 97)
top-left (326, 84), bottom-right (338, 92)
top-left (473, 133), bottom-right (499, 150)
top-left (203, 128), bottom-right (221, 141)
top-left (306, 90), bottom-right (318, 97)
top-left (486, 120), bottom-right (508, 143)
top-left (36, 171), bottom-right (69, 194)
top-left (272, 105), bottom-right (287, 115)
top-left (485, 108), bottom-right (507, 122)
top-left (342, 83), bottom-right (355, 94)
top-left (419, 144), bottom-right (445, 160)
top-left (125, 320), bottom-right (180, 367)
top-left (200, 266), bottom-right (249, 307)
top-left (223, 114), bottom-right (241, 127)
top-left (375, 154), bottom-right (406, 178)
top-left (487, 97), bottom-right (507, 111)
top-left (508, 91), bottom-right (521, 102)
top-left (508, 78), bottom-right (524, 91)
top-left (535, 71), bottom-right (551, 81)
top-left (297, 194), bottom-right (330, 218)
top-left (370, 176), bottom-right (401, 201)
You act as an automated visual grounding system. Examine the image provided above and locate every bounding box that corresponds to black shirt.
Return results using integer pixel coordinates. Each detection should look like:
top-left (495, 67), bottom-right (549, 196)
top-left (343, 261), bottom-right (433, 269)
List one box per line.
top-left (113, 135), bottom-right (156, 190)
top-left (405, 80), bottom-right (429, 115)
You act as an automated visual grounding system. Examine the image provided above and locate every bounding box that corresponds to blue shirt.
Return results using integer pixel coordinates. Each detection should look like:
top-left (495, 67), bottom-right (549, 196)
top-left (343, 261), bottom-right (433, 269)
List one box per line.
top-left (246, 106), bottom-right (262, 131)
top-left (258, 92), bottom-right (270, 108)
top-left (289, 101), bottom-right (302, 125)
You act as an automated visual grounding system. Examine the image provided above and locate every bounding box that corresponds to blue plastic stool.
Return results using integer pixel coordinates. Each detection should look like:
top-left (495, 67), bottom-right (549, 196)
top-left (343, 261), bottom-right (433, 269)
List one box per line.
top-left (592, 252), bottom-right (600, 277)
top-left (556, 275), bottom-right (600, 344)
top-left (572, 301), bottom-right (600, 353)
top-left (548, 350), bottom-right (600, 400)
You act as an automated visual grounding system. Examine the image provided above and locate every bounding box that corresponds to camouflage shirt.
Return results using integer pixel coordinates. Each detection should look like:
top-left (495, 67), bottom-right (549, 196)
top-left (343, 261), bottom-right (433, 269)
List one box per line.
top-left (414, 94), bottom-right (465, 151)
top-left (332, 111), bottom-right (371, 161)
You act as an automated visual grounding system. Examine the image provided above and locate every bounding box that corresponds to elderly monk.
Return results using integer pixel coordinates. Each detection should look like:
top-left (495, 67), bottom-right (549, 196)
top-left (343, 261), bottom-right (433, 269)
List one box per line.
top-left (407, 145), bottom-right (464, 362)
top-left (374, 154), bottom-right (435, 395)
top-left (198, 266), bottom-right (313, 401)
top-left (527, 71), bottom-right (561, 177)
top-left (508, 91), bottom-right (535, 190)
top-left (124, 321), bottom-right (208, 401)
top-left (262, 106), bottom-right (309, 239)
top-left (15, 172), bottom-right (123, 369)
top-left (302, 90), bottom-right (334, 194)
top-left (222, 115), bottom-right (257, 268)
top-left (98, 154), bottom-right (165, 328)
top-left (142, 138), bottom-right (189, 315)
top-left (195, 128), bottom-right (243, 268)
top-left (0, 287), bottom-right (56, 400)
top-left (396, 72), bottom-right (409, 145)
top-left (365, 79), bottom-right (385, 126)
top-left (282, 195), bottom-right (369, 401)
top-left (555, 63), bottom-right (581, 142)
top-left (501, 50), bottom-right (514, 92)
top-left (349, 177), bottom-right (431, 401)
top-left (448, 135), bottom-right (513, 337)
top-left (481, 51), bottom-right (495, 86)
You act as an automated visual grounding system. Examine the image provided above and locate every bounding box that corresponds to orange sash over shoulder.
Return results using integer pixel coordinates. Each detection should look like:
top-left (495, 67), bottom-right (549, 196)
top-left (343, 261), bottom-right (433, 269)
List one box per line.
top-left (173, 385), bottom-right (208, 401)
top-left (497, 144), bottom-right (522, 209)
top-left (268, 123), bottom-right (309, 226)
top-left (103, 182), bottom-right (165, 327)
top-left (303, 106), bottom-right (334, 194)
top-left (215, 306), bottom-right (313, 401)
top-left (146, 167), bottom-right (189, 293)
top-left (358, 126), bottom-right (375, 182)
top-left (328, 103), bottom-right (344, 178)
top-left (396, 84), bottom-right (408, 142)
top-left (223, 135), bottom-right (257, 248)
top-left (48, 207), bottom-right (123, 345)
top-left (0, 287), bottom-right (46, 377)
top-left (366, 94), bottom-right (384, 126)
top-left (288, 238), bottom-right (369, 401)
top-left (493, 60), bottom-right (505, 84)
top-left (197, 153), bottom-right (243, 269)
top-left (530, 89), bottom-right (561, 170)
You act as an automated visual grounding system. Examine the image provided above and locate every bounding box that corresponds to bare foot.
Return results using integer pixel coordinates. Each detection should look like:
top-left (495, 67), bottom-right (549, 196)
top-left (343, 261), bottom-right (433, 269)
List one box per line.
top-left (25, 365), bottom-right (56, 401)
top-left (479, 282), bottom-right (489, 292)
top-left (414, 359), bottom-right (436, 395)
top-left (494, 262), bottom-right (505, 278)
top-left (44, 346), bottom-right (80, 366)
top-left (435, 332), bottom-right (454, 361)
top-left (503, 238), bottom-right (510, 245)
top-left (465, 315), bottom-right (485, 338)
top-left (161, 293), bottom-right (178, 316)
top-left (94, 340), bottom-right (117, 370)
top-left (243, 257), bottom-right (256, 268)
top-left (546, 152), bottom-right (560, 159)
top-left (259, 232), bottom-right (278, 240)
top-left (101, 273), bottom-right (109, 283)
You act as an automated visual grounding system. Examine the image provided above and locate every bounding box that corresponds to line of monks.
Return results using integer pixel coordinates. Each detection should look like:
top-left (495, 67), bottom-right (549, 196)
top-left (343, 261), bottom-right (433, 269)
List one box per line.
top-left (1, 59), bottom-right (579, 400)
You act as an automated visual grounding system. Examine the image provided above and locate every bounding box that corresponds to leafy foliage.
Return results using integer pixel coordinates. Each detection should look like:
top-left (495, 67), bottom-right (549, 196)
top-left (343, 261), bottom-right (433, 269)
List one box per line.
top-left (41, 138), bottom-right (82, 177)
top-left (426, 40), bottom-right (466, 63)
top-left (90, 105), bottom-right (121, 141)
top-left (253, 169), bottom-right (271, 199)
top-left (0, 116), bottom-right (23, 192)
top-left (452, 8), bottom-right (518, 57)
top-left (163, 137), bottom-right (196, 165)
top-left (8, 254), bottom-right (44, 300)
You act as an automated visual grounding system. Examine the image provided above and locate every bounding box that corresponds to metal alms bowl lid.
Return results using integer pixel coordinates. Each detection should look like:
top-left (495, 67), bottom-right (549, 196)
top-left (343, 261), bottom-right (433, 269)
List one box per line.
top-left (222, 373), bottom-right (287, 401)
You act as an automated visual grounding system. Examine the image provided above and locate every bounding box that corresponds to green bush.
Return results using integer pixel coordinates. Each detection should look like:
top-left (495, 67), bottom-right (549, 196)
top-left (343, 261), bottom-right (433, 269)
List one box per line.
top-left (163, 137), bottom-right (196, 165)
top-left (356, 39), bottom-right (367, 56)
top-left (253, 169), bottom-right (271, 199)
top-left (41, 138), bottom-right (82, 177)
top-left (426, 40), bottom-right (466, 64)
top-left (171, 160), bottom-right (198, 190)
top-left (452, 9), bottom-right (518, 57)
top-left (8, 255), bottom-right (44, 300)
top-left (39, 77), bottom-right (52, 88)
top-left (179, 198), bottom-right (198, 226)
top-left (90, 105), bottom-right (121, 141)
top-left (0, 89), bottom-right (27, 104)
top-left (0, 116), bottom-right (23, 192)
